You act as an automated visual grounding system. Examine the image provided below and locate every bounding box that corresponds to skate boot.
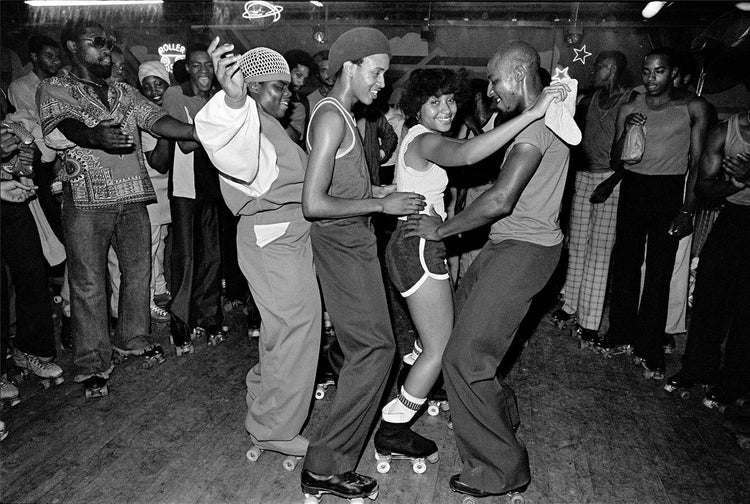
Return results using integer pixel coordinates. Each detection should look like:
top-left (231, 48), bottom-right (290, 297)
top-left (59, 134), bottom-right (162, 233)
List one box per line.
top-left (1, 376), bottom-right (20, 407)
top-left (574, 325), bottom-right (601, 350)
top-left (449, 474), bottom-right (527, 504)
top-left (702, 388), bottom-right (744, 413)
top-left (83, 375), bottom-right (109, 400)
top-left (549, 308), bottom-right (576, 330)
top-left (633, 355), bottom-right (664, 381)
top-left (150, 304), bottom-right (170, 324)
top-left (153, 290), bottom-right (171, 308)
top-left (170, 316), bottom-right (194, 356)
top-left (664, 370), bottom-right (710, 399)
top-left (174, 339), bottom-right (195, 357)
top-left (426, 383), bottom-right (450, 417)
top-left (373, 420), bottom-right (439, 474)
top-left (402, 339), bottom-right (423, 366)
top-left (723, 416), bottom-right (750, 450)
top-left (247, 308), bottom-right (261, 339)
top-left (662, 333), bottom-right (677, 355)
top-left (301, 469), bottom-right (378, 503)
top-left (12, 349), bottom-right (64, 388)
top-left (204, 326), bottom-right (228, 346)
top-left (594, 334), bottom-right (633, 359)
top-left (246, 434), bottom-right (308, 471)
top-left (112, 344), bottom-right (166, 369)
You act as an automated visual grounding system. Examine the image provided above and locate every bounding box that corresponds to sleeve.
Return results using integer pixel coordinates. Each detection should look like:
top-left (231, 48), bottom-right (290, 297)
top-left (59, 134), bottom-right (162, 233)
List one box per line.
top-left (37, 79), bottom-right (76, 151)
top-left (513, 120), bottom-right (550, 156)
top-left (377, 114), bottom-right (398, 162)
top-left (161, 86), bottom-right (187, 122)
top-left (140, 130), bottom-right (158, 153)
top-left (194, 90), bottom-right (278, 197)
top-left (130, 85), bottom-right (168, 133)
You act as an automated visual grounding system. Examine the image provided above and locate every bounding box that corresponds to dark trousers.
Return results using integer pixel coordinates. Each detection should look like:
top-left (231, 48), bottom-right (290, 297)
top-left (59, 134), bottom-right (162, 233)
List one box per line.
top-left (0, 202), bottom-right (54, 361)
top-left (168, 196), bottom-right (222, 343)
top-left (444, 239), bottom-right (561, 493)
top-left (304, 218), bottom-right (396, 475)
top-left (607, 172), bottom-right (684, 365)
top-left (681, 203), bottom-right (750, 398)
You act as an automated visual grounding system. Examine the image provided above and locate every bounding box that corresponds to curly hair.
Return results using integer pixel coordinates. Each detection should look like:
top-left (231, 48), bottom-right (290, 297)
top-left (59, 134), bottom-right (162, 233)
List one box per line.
top-left (398, 68), bottom-right (469, 127)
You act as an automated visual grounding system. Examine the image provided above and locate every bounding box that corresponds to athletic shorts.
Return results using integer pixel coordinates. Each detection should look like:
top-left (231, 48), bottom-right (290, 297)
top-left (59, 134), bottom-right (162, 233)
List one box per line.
top-left (385, 220), bottom-right (450, 297)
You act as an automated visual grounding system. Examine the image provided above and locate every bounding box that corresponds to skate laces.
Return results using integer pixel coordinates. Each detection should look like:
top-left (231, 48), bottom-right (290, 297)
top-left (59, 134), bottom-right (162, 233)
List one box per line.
top-left (151, 304), bottom-right (168, 316)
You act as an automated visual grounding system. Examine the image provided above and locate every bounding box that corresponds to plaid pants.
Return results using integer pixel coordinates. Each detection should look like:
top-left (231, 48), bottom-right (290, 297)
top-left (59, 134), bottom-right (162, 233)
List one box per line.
top-left (562, 171), bottom-right (620, 330)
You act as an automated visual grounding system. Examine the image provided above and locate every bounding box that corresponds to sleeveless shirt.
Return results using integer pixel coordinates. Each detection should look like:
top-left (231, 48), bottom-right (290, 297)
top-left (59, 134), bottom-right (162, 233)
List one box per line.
top-left (626, 93), bottom-right (690, 176)
top-left (725, 113), bottom-right (750, 206)
top-left (395, 124), bottom-right (448, 220)
top-left (581, 90), bottom-right (630, 172)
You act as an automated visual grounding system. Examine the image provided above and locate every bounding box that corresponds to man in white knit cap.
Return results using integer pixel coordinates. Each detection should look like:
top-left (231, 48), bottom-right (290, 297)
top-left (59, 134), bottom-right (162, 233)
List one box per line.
top-left (195, 39), bottom-right (321, 464)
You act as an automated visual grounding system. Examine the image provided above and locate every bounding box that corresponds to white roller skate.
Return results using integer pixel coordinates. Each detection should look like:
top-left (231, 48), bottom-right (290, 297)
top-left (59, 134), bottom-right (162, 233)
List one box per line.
top-left (245, 435), bottom-right (307, 472)
top-left (1, 376), bottom-right (20, 407)
top-left (11, 349), bottom-right (64, 388)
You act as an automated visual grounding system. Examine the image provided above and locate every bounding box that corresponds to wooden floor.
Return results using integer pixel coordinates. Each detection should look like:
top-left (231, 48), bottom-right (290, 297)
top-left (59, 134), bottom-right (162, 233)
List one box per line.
top-left (2, 282), bottom-right (749, 504)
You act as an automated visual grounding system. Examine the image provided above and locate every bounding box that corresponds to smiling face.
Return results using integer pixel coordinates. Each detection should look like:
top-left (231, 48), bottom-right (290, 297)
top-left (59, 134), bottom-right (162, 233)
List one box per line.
top-left (141, 75), bottom-right (169, 105)
top-left (641, 54), bottom-right (676, 97)
top-left (486, 56), bottom-right (523, 116)
top-left (77, 28), bottom-right (112, 79)
top-left (350, 53), bottom-right (389, 105)
top-left (252, 79), bottom-right (292, 119)
top-left (188, 50), bottom-right (214, 93)
top-left (419, 93), bottom-right (457, 133)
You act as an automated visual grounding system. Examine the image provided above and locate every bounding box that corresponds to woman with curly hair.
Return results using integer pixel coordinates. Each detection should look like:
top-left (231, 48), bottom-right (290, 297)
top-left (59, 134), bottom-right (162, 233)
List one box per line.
top-left (374, 67), bottom-right (566, 467)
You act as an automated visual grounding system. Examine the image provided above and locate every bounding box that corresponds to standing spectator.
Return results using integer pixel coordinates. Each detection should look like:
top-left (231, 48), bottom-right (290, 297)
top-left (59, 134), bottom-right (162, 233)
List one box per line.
top-left (162, 42), bottom-right (225, 354)
top-left (551, 51), bottom-right (634, 345)
top-left (38, 19), bottom-right (200, 398)
top-left (594, 47), bottom-right (711, 379)
top-left (7, 35), bottom-right (62, 115)
top-left (665, 109), bottom-right (750, 410)
top-left (282, 49), bottom-right (314, 146)
top-left (306, 50), bottom-right (335, 111)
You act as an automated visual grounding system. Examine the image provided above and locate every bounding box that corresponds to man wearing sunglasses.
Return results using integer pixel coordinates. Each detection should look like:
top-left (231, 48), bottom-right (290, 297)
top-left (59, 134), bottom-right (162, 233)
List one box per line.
top-left (38, 19), bottom-right (200, 399)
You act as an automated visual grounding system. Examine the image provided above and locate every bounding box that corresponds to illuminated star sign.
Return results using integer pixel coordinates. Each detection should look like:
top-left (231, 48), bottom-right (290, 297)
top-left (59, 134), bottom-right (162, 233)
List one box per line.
top-left (552, 66), bottom-right (571, 81)
top-left (243, 1), bottom-right (283, 22)
top-left (573, 45), bottom-right (592, 65)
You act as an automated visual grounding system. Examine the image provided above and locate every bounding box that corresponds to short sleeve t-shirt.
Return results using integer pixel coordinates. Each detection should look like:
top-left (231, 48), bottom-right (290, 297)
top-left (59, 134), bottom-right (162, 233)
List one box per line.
top-left (489, 118), bottom-right (570, 247)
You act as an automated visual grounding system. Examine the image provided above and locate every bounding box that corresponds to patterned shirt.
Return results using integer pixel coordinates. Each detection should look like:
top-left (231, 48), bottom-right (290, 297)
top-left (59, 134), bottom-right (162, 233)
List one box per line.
top-left (38, 73), bottom-right (168, 209)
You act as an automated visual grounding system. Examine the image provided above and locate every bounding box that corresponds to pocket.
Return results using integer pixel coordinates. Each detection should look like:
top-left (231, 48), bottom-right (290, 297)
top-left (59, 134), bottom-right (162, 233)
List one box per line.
top-left (254, 222), bottom-right (290, 248)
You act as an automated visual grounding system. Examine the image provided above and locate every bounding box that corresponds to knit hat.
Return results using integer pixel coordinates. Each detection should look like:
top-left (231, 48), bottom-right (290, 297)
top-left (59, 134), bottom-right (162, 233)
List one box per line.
top-left (138, 61), bottom-right (170, 86)
top-left (328, 27), bottom-right (391, 76)
top-left (239, 47), bottom-right (291, 83)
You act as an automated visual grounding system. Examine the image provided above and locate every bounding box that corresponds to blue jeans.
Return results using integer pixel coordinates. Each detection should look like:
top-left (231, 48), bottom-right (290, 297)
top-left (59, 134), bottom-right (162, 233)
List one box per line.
top-left (63, 193), bottom-right (152, 379)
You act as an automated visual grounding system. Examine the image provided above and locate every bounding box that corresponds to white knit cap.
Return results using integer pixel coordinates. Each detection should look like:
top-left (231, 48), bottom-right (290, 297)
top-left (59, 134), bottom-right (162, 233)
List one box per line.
top-left (239, 47), bottom-right (291, 83)
top-left (138, 61), bottom-right (169, 86)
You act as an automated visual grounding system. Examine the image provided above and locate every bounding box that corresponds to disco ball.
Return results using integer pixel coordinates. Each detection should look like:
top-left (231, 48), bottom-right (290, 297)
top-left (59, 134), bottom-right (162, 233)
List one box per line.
top-left (313, 31), bottom-right (327, 44)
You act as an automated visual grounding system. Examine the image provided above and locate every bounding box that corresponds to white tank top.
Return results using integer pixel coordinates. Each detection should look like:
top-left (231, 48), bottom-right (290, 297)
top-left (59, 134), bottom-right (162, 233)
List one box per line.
top-left (395, 124), bottom-right (448, 220)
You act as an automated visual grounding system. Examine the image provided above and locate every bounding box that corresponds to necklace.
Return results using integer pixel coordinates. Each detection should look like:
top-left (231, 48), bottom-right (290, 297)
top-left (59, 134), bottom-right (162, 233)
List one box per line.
top-left (597, 88), bottom-right (629, 123)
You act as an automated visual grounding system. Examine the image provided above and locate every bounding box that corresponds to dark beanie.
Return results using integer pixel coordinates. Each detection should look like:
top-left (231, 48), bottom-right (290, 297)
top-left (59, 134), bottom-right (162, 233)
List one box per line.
top-left (328, 27), bottom-right (391, 75)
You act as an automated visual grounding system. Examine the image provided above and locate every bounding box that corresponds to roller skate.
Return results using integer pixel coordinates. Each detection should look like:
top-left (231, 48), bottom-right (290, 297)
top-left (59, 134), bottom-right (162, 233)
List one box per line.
top-left (11, 349), bottom-right (64, 388)
top-left (548, 308), bottom-right (576, 330)
top-left (702, 388), bottom-right (745, 413)
top-left (663, 370), bottom-right (710, 399)
top-left (150, 304), bottom-right (170, 324)
top-left (593, 334), bottom-right (632, 359)
top-left (373, 420), bottom-right (439, 474)
top-left (662, 333), bottom-right (677, 355)
top-left (112, 344), bottom-right (166, 369)
top-left (202, 326), bottom-right (228, 346)
top-left (723, 416), bottom-right (750, 450)
top-left (449, 474), bottom-right (526, 504)
top-left (402, 339), bottom-right (422, 366)
top-left (633, 355), bottom-right (664, 381)
top-left (314, 352), bottom-right (337, 400)
top-left (245, 434), bottom-right (307, 472)
top-left (427, 385), bottom-right (450, 417)
top-left (172, 338), bottom-right (194, 357)
top-left (301, 469), bottom-right (378, 504)
top-left (573, 325), bottom-right (601, 350)
top-left (83, 375), bottom-right (109, 400)
top-left (247, 307), bottom-right (261, 339)
top-left (1, 376), bottom-right (20, 407)
top-left (153, 291), bottom-right (171, 308)
top-left (223, 298), bottom-right (245, 314)
top-left (0, 420), bottom-right (8, 442)
top-left (323, 311), bottom-right (336, 339)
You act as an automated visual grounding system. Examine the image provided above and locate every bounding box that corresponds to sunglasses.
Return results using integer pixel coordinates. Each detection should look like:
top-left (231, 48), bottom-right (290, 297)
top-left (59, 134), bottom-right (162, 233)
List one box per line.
top-left (80, 36), bottom-right (116, 51)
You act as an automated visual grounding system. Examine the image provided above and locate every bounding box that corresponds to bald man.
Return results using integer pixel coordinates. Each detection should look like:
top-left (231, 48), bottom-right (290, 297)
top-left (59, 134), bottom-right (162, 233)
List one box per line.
top-left (405, 41), bottom-right (571, 499)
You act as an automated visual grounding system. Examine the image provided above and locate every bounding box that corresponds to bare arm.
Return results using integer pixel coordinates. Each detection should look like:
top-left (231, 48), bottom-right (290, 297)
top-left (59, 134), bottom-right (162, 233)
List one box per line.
top-left (150, 115), bottom-right (198, 143)
top-left (146, 137), bottom-right (174, 174)
top-left (695, 121), bottom-right (739, 199)
top-left (56, 118), bottom-right (134, 150)
top-left (302, 108), bottom-right (424, 219)
top-left (404, 142), bottom-right (543, 240)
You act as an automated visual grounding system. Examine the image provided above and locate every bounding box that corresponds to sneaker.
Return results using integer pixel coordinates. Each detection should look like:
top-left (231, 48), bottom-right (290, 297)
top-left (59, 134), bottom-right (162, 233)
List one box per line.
top-left (150, 304), bottom-right (170, 323)
top-left (12, 349), bottom-right (64, 380)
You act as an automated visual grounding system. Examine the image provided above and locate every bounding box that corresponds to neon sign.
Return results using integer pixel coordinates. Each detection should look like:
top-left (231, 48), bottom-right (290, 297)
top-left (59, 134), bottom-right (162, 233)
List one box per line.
top-left (242, 1), bottom-right (283, 23)
top-left (158, 43), bottom-right (186, 73)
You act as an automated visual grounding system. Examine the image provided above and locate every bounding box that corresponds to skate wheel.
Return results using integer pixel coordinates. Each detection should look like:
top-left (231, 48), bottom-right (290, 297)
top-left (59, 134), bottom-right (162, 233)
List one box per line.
top-left (427, 404), bottom-right (440, 416)
top-left (53, 295), bottom-right (62, 304)
top-left (349, 498), bottom-right (365, 504)
top-left (368, 489), bottom-right (378, 500)
top-left (282, 455), bottom-right (299, 472)
top-left (40, 380), bottom-right (51, 390)
top-left (376, 460), bottom-right (391, 474)
top-left (412, 460), bottom-right (426, 474)
top-left (246, 446), bottom-right (262, 462)
top-left (738, 437), bottom-right (750, 450)
top-left (447, 420), bottom-right (454, 430)
top-left (141, 361), bottom-right (152, 369)
top-left (223, 302), bottom-right (233, 312)
top-left (303, 495), bottom-right (320, 504)
top-left (462, 497), bottom-right (478, 504)
top-left (509, 493), bottom-right (525, 504)
top-left (315, 388), bottom-right (325, 400)
top-left (427, 452), bottom-right (439, 464)
top-left (440, 401), bottom-right (450, 412)
top-left (679, 390), bottom-right (690, 400)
